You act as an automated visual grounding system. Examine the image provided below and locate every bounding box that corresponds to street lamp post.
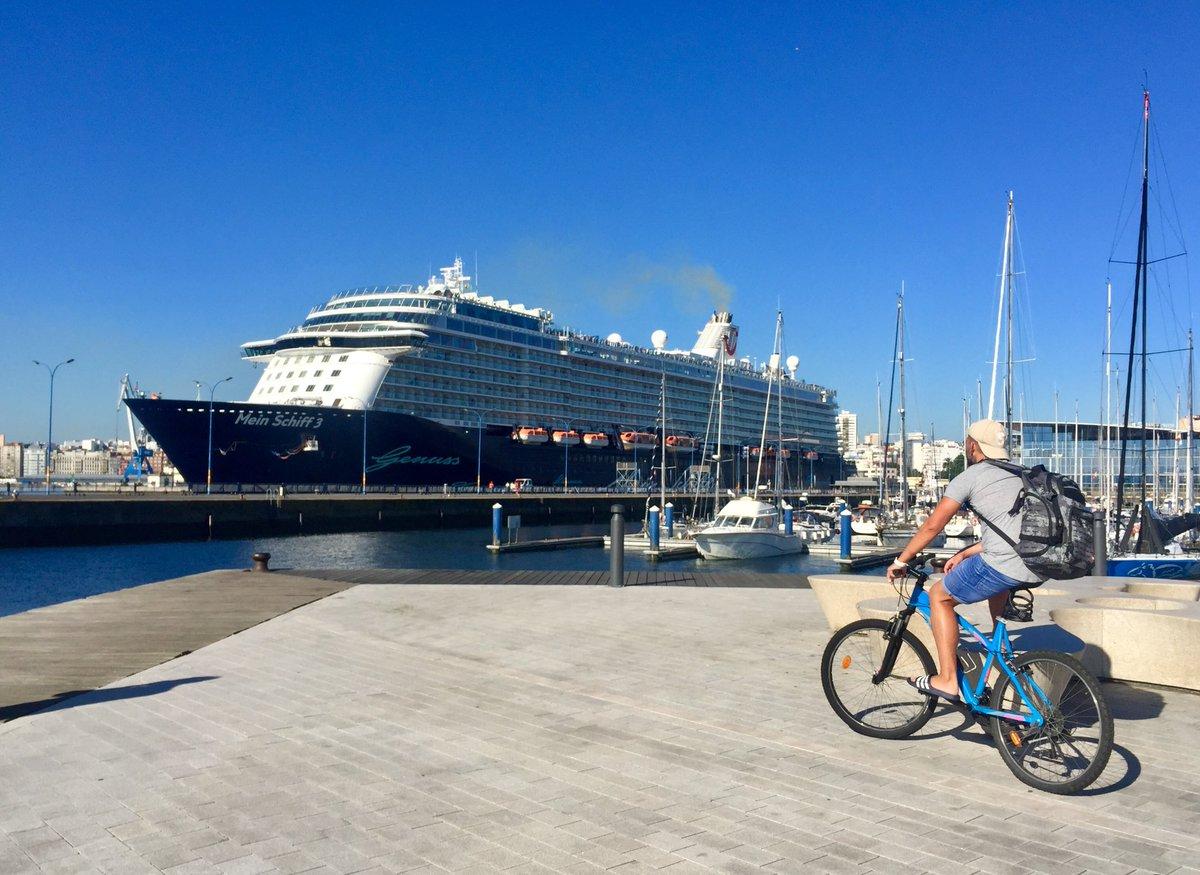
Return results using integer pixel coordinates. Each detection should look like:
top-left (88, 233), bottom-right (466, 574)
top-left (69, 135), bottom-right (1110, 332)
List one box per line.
top-left (33, 358), bottom-right (74, 494)
top-left (203, 377), bottom-right (233, 494)
top-left (462, 410), bottom-right (484, 493)
top-left (360, 405), bottom-right (368, 494)
top-left (345, 396), bottom-right (374, 494)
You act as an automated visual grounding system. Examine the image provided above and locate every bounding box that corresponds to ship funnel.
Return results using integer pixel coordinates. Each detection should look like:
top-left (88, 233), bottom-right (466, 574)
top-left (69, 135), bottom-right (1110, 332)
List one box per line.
top-left (690, 311), bottom-right (738, 359)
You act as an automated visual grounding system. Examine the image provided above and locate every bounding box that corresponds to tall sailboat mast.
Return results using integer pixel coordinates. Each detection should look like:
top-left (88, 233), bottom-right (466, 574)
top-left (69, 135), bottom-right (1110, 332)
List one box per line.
top-left (1004, 193), bottom-right (1016, 445)
top-left (897, 285), bottom-right (909, 521)
top-left (988, 192), bottom-right (1016, 426)
top-left (1115, 90), bottom-right (1152, 545)
top-left (1189, 329), bottom-right (1195, 513)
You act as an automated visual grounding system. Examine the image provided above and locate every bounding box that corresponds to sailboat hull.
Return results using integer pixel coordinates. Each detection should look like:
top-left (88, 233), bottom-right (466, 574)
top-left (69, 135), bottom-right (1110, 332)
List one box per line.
top-left (1106, 556), bottom-right (1200, 579)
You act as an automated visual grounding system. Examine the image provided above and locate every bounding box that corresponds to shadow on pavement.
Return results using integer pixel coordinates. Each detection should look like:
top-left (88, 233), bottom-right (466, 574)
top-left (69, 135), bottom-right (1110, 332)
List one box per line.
top-left (1103, 682), bottom-right (1166, 720)
top-left (0, 676), bottom-right (219, 723)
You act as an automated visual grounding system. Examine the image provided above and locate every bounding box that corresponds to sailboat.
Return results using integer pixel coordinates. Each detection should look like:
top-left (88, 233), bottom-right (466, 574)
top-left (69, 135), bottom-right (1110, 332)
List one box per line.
top-left (875, 288), bottom-right (945, 547)
top-left (694, 312), bottom-right (809, 560)
top-left (1107, 90), bottom-right (1200, 579)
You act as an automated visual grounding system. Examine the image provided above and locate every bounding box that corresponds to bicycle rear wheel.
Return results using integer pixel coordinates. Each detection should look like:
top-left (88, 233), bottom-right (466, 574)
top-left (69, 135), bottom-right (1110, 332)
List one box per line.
top-left (821, 618), bottom-right (936, 739)
top-left (989, 650), bottom-right (1114, 794)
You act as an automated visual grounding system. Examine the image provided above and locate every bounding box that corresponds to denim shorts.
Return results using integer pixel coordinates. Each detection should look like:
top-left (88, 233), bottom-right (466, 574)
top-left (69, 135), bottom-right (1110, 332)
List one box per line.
top-left (942, 554), bottom-right (1024, 604)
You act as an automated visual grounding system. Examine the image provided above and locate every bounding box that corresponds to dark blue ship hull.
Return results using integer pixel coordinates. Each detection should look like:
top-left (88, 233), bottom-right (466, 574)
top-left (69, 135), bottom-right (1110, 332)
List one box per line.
top-left (126, 398), bottom-right (676, 488)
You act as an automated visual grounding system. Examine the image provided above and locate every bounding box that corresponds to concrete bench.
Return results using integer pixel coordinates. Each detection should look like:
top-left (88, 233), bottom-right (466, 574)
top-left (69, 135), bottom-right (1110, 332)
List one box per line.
top-left (809, 573), bottom-right (1200, 691)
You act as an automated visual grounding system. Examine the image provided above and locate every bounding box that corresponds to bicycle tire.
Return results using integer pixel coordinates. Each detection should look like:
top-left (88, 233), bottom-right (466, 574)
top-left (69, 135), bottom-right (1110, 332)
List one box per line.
top-left (821, 618), bottom-right (937, 739)
top-left (989, 650), bottom-right (1114, 794)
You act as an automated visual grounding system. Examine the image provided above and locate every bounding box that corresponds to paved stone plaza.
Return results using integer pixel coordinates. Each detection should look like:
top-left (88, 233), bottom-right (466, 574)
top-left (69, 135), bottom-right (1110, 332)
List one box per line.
top-left (1, 582), bottom-right (1197, 874)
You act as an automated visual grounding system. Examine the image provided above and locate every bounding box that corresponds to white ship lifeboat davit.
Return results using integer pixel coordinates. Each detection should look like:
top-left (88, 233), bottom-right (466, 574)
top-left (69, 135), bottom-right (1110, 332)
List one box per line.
top-left (551, 429), bottom-right (581, 446)
top-left (665, 435), bottom-right (699, 451)
top-left (582, 432), bottom-right (610, 448)
top-left (619, 431), bottom-right (657, 450)
top-left (514, 427), bottom-right (550, 445)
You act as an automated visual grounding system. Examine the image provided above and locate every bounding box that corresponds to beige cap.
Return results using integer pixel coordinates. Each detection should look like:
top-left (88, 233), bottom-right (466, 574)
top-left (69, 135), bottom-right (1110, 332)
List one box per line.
top-left (967, 419), bottom-right (1009, 460)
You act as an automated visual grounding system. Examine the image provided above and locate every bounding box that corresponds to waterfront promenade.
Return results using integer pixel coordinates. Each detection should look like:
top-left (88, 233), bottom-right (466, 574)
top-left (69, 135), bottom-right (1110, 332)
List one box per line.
top-left (0, 573), bottom-right (1197, 874)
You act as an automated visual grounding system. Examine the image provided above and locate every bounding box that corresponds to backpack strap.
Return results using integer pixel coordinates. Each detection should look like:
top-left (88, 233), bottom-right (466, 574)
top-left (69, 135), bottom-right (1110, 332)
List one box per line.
top-left (970, 460), bottom-right (1025, 549)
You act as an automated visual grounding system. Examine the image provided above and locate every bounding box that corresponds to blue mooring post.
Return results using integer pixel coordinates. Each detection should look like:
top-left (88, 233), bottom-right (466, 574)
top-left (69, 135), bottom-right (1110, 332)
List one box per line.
top-left (783, 503), bottom-right (794, 536)
top-left (840, 507), bottom-right (853, 560)
top-left (648, 506), bottom-right (660, 551)
top-left (664, 502), bottom-right (674, 539)
top-left (491, 502), bottom-right (503, 546)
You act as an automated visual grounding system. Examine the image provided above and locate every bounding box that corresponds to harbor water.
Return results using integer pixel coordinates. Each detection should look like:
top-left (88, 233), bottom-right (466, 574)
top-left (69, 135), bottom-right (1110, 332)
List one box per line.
top-left (0, 524), bottom-right (854, 617)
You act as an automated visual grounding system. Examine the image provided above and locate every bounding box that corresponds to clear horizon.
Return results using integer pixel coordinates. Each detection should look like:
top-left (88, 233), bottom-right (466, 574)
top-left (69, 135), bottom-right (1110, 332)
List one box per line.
top-left (3, 4), bottom-right (1199, 444)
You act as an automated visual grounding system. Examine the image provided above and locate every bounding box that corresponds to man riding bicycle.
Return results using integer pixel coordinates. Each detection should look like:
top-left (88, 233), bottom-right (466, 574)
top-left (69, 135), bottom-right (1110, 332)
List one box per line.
top-left (886, 419), bottom-right (1045, 703)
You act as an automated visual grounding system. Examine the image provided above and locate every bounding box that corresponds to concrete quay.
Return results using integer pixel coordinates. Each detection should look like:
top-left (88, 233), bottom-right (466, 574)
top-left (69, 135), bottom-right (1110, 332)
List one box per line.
top-left (0, 493), bottom-right (677, 548)
top-left (0, 572), bottom-right (1197, 874)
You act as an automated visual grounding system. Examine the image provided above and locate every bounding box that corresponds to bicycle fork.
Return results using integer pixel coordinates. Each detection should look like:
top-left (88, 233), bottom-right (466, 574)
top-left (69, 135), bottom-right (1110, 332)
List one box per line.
top-left (872, 609), bottom-right (914, 684)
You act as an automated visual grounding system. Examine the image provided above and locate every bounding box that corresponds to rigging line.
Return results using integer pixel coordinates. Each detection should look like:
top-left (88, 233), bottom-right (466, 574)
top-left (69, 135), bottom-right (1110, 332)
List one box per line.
top-left (1107, 347), bottom-right (1191, 357)
top-left (882, 293), bottom-right (900, 489)
top-left (1108, 253), bottom-right (1187, 265)
top-left (1151, 117), bottom-right (1191, 249)
top-left (1108, 114), bottom-right (1146, 263)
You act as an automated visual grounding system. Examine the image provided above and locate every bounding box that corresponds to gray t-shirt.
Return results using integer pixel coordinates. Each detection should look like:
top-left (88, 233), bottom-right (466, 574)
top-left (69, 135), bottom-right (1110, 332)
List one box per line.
top-left (944, 461), bottom-right (1044, 583)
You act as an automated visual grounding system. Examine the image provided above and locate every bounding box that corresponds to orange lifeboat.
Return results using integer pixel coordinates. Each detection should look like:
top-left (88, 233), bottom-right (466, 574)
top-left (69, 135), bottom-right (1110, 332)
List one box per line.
top-left (551, 429), bottom-right (581, 446)
top-left (665, 435), bottom-right (699, 452)
top-left (514, 427), bottom-right (549, 445)
top-left (619, 431), bottom-right (657, 450)
top-left (582, 432), bottom-right (610, 448)
top-left (749, 446), bottom-right (791, 458)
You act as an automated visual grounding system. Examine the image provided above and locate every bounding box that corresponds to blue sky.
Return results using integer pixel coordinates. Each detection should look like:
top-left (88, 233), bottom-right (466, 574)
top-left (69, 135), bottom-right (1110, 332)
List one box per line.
top-left (3, 2), bottom-right (1199, 443)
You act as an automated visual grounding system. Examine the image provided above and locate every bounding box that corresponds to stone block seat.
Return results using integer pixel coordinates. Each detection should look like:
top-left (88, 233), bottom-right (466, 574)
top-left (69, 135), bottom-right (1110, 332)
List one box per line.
top-left (809, 573), bottom-right (1200, 692)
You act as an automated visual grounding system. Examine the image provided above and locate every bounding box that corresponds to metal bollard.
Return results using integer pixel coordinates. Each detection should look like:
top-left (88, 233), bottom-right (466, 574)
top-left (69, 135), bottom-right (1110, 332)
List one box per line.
top-left (491, 502), bottom-right (503, 547)
top-left (1093, 515), bottom-right (1107, 576)
top-left (664, 502), bottom-right (674, 539)
top-left (610, 504), bottom-right (624, 587)
top-left (648, 506), bottom-right (660, 551)
top-left (840, 508), bottom-right (853, 560)
top-left (783, 503), bottom-right (794, 536)
top-left (251, 552), bottom-right (271, 572)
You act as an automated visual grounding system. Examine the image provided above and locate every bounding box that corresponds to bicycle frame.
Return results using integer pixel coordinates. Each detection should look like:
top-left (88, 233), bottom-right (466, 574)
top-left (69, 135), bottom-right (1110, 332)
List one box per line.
top-left (883, 571), bottom-right (1048, 728)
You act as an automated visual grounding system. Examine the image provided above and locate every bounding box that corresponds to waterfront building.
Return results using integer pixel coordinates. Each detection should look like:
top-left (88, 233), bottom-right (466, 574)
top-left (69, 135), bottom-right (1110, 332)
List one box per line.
top-left (1014, 420), bottom-right (1199, 507)
top-left (0, 441), bottom-right (22, 479)
top-left (21, 444), bottom-right (47, 478)
top-left (836, 411), bottom-right (858, 455)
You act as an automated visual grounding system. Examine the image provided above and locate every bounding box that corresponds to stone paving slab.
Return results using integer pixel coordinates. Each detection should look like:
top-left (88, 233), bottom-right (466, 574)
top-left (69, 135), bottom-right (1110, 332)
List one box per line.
top-left (0, 583), bottom-right (1196, 874)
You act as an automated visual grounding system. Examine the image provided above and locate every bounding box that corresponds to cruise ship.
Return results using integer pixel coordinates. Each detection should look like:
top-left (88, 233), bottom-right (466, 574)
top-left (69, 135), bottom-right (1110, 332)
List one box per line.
top-left (127, 260), bottom-right (840, 489)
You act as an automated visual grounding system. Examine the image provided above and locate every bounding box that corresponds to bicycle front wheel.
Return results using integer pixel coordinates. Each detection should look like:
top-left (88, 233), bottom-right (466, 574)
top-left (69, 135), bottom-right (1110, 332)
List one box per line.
top-left (989, 650), bottom-right (1114, 794)
top-left (821, 618), bottom-right (936, 739)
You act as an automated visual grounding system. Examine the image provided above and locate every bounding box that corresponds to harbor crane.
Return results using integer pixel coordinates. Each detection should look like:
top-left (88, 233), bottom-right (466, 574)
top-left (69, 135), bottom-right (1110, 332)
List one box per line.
top-left (118, 374), bottom-right (155, 479)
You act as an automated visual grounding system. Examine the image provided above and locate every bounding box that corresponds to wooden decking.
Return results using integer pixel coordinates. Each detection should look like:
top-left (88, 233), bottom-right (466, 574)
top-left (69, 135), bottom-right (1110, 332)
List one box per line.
top-left (0, 570), bottom-right (352, 722)
top-left (286, 568), bottom-right (813, 588)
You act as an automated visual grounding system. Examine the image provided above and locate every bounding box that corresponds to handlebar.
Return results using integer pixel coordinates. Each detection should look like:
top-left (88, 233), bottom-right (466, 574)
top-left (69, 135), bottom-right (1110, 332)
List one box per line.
top-left (895, 552), bottom-right (936, 582)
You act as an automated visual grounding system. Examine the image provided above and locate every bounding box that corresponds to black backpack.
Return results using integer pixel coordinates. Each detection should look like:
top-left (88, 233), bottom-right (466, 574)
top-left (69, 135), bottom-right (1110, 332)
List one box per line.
top-left (972, 460), bottom-right (1096, 581)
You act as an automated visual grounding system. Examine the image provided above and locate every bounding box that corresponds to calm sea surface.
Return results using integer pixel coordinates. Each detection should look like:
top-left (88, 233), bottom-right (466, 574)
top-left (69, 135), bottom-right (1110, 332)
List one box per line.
top-left (0, 524), bottom-right (854, 617)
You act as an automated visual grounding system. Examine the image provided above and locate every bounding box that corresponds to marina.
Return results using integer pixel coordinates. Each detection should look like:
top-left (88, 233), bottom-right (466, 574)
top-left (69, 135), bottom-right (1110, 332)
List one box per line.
top-left (6, 6), bottom-right (1200, 872)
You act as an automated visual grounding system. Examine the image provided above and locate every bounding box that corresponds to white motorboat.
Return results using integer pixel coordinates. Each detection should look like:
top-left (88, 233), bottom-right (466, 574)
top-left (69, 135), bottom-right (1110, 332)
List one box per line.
top-left (693, 497), bottom-right (810, 559)
top-left (791, 510), bottom-right (834, 543)
top-left (944, 514), bottom-right (977, 539)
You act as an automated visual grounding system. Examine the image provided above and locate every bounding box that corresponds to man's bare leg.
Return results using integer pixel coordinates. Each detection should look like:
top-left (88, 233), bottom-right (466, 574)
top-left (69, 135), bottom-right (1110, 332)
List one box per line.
top-left (987, 590), bottom-right (1010, 631)
top-left (926, 581), bottom-right (961, 695)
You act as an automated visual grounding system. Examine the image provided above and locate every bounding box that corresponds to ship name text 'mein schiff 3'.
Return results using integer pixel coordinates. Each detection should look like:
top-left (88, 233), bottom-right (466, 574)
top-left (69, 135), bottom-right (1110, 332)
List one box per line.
top-left (127, 260), bottom-right (840, 490)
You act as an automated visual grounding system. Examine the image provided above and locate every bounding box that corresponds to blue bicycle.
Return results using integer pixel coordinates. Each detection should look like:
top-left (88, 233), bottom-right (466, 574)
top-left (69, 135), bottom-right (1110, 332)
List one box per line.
top-left (821, 554), bottom-right (1113, 794)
